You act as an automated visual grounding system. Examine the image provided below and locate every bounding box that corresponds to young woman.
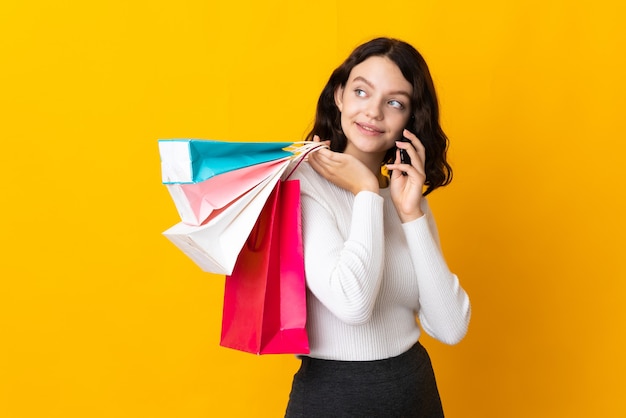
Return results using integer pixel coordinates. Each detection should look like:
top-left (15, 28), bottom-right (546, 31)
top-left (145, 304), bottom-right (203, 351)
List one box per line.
top-left (284, 38), bottom-right (471, 417)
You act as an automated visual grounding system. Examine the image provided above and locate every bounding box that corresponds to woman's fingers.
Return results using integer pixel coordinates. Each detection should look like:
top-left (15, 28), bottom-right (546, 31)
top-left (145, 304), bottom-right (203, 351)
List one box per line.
top-left (309, 148), bottom-right (379, 194)
top-left (394, 129), bottom-right (425, 174)
top-left (401, 129), bottom-right (425, 162)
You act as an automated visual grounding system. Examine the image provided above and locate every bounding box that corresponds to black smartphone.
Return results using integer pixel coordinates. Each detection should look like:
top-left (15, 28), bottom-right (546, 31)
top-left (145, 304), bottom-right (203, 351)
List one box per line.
top-left (398, 136), bottom-right (411, 176)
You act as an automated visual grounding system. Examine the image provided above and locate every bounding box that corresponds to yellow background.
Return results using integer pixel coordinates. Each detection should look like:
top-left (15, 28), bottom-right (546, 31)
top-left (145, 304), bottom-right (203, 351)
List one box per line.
top-left (1, 0), bottom-right (625, 417)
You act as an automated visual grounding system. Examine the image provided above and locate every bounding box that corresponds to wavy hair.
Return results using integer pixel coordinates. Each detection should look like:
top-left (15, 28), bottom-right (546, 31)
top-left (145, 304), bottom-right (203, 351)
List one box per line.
top-left (306, 37), bottom-right (452, 195)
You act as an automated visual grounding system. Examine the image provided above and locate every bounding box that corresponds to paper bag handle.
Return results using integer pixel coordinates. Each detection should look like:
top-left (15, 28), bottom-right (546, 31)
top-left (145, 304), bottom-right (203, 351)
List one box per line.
top-left (283, 142), bottom-right (326, 180)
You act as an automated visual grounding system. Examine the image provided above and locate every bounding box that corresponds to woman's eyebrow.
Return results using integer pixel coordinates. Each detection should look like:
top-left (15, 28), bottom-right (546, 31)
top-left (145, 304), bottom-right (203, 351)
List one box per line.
top-left (351, 76), bottom-right (411, 98)
top-left (352, 76), bottom-right (374, 88)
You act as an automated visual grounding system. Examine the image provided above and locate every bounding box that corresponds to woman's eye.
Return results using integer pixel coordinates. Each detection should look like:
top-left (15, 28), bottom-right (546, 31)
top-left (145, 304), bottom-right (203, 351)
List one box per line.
top-left (389, 99), bottom-right (404, 109)
top-left (354, 88), bottom-right (366, 97)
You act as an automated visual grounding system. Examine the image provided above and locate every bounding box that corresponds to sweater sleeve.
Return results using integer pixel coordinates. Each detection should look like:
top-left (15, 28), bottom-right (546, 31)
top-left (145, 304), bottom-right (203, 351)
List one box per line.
top-left (300, 187), bottom-right (385, 325)
top-left (402, 201), bottom-right (471, 345)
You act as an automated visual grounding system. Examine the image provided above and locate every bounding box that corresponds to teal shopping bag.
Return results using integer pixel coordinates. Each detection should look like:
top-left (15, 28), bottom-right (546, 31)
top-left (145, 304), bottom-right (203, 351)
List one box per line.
top-left (159, 139), bottom-right (293, 184)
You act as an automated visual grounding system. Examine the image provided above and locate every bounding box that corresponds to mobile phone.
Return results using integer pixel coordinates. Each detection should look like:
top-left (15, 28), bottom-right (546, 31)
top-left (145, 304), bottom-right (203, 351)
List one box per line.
top-left (398, 136), bottom-right (411, 176)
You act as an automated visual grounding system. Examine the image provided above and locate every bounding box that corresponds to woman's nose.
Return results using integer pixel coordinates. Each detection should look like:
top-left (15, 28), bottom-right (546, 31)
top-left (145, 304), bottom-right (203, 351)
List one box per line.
top-left (365, 101), bottom-right (383, 120)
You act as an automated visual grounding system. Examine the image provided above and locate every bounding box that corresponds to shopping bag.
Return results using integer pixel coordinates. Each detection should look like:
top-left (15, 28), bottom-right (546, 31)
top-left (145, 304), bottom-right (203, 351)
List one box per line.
top-left (165, 158), bottom-right (289, 225)
top-left (162, 159), bottom-right (290, 275)
top-left (220, 179), bottom-right (309, 355)
top-left (159, 139), bottom-right (293, 184)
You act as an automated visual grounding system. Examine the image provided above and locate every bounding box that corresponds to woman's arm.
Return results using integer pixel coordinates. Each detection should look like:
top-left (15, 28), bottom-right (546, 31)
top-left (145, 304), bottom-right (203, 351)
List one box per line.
top-left (403, 201), bottom-right (471, 345)
top-left (299, 179), bottom-right (386, 325)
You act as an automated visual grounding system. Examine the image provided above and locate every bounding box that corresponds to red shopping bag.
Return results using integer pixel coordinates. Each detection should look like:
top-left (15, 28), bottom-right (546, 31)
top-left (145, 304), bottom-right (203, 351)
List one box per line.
top-left (220, 179), bottom-right (309, 355)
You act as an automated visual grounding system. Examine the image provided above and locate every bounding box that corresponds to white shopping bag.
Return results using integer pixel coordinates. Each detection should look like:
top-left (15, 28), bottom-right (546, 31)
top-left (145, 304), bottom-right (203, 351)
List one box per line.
top-left (162, 159), bottom-right (290, 275)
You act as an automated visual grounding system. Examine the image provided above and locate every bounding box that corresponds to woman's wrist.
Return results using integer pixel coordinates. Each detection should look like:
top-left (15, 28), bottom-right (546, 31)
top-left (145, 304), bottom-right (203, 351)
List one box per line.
top-left (398, 209), bottom-right (424, 223)
top-left (357, 182), bottom-right (380, 195)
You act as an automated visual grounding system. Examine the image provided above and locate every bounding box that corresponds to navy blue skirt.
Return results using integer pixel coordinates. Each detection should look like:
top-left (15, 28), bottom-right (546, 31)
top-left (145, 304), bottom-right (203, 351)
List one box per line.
top-left (285, 342), bottom-right (444, 417)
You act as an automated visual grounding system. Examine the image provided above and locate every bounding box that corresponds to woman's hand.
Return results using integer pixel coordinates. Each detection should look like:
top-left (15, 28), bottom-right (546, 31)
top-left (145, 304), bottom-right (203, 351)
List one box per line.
top-left (308, 136), bottom-right (379, 195)
top-left (386, 129), bottom-right (426, 222)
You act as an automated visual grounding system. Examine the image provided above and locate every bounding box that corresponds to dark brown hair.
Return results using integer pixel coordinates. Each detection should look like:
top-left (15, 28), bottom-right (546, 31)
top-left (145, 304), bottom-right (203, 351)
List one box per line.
top-left (306, 37), bottom-right (452, 195)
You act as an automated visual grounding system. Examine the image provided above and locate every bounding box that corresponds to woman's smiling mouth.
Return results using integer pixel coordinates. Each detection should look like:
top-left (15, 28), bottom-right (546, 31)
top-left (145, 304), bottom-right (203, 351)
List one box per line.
top-left (356, 122), bottom-right (384, 135)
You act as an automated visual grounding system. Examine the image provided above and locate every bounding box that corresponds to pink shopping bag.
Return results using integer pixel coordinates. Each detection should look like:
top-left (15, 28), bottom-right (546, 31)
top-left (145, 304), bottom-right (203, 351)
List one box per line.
top-left (220, 179), bottom-right (309, 355)
top-left (165, 158), bottom-right (290, 226)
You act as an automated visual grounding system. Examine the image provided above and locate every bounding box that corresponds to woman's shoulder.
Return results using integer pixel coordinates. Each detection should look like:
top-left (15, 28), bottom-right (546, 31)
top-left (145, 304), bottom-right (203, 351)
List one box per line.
top-left (288, 161), bottom-right (346, 202)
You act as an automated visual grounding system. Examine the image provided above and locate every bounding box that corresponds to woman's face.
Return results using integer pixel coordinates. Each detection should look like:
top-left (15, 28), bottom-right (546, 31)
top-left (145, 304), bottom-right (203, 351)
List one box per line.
top-left (334, 56), bottom-right (413, 160)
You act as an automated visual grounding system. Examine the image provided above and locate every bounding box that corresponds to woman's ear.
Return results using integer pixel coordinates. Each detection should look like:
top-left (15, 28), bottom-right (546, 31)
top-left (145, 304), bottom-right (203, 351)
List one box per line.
top-left (334, 86), bottom-right (344, 112)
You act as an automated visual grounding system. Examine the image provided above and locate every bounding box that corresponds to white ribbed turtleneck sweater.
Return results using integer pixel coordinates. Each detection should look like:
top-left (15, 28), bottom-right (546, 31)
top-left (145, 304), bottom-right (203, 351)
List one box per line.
top-left (291, 162), bottom-right (471, 361)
